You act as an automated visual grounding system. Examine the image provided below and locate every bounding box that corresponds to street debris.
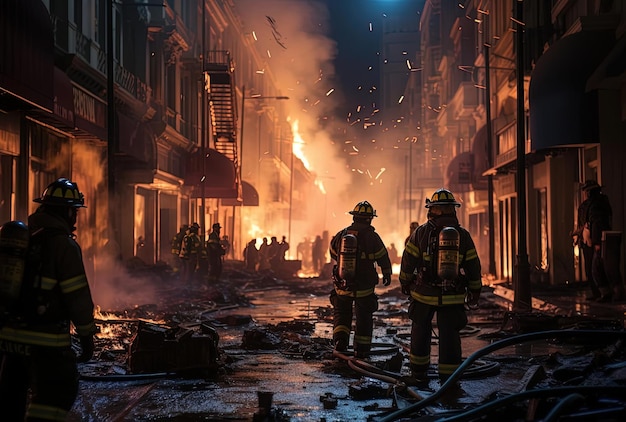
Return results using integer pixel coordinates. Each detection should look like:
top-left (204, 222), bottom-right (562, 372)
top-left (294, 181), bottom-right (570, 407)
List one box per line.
top-left (68, 261), bottom-right (626, 421)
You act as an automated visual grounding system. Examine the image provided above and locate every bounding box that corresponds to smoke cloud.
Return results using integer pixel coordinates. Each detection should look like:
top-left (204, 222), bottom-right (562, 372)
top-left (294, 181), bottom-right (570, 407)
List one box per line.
top-left (234, 0), bottom-right (413, 259)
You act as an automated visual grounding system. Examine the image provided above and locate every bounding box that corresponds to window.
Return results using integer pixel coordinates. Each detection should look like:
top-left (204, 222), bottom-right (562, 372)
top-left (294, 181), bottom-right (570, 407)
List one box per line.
top-left (497, 124), bottom-right (516, 155)
top-left (74, 0), bottom-right (83, 31)
top-left (95, 0), bottom-right (106, 47)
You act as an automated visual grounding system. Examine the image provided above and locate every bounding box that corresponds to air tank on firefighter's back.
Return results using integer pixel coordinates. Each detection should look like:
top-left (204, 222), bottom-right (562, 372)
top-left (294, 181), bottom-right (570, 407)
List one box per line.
top-left (437, 226), bottom-right (459, 281)
top-left (338, 233), bottom-right (358, 283)
top-left (0, 221), bottom-right (30, 311)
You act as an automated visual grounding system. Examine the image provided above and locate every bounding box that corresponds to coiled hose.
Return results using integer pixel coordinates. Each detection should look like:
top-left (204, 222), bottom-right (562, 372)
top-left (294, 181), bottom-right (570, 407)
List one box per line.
top-left (377, 329), bottom-right (626, 422)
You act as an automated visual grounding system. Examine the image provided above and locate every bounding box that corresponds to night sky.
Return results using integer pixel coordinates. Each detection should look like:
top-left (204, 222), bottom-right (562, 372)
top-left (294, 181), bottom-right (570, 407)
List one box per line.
top-left (323, 0), bottom-right (423, 120)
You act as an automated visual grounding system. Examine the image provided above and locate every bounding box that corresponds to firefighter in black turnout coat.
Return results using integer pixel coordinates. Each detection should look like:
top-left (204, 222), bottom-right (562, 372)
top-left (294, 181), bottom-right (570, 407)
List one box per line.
top-left (0, 178), bottom-right (97, 420)
top-left (329, 201), bottom-right (392, 358)
top-left (400, 189), bottom-right (481, 382)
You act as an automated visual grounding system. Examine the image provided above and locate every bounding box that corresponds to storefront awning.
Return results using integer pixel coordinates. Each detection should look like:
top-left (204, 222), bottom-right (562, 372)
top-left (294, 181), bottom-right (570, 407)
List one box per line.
top-left (185, 149), bottom-right (238, 199)
top-left (73, 85), bottom-right (107, 140)
top-left (471, 125), bottom-right (489, 191)
top-left (29, 67), bottom-right (76, 132)
top-left (222, 181), bottom-right (259, 206)
top-left (446, 151), bottom-right (473, 194)
top-left (117, 112), bottom-right (157, 166)
top-left (0, 0), bottom-right (54, 112)
top-left (52, 68), bottom-right (75, 128)
top-left (529, 31), bottom-right (614, 150)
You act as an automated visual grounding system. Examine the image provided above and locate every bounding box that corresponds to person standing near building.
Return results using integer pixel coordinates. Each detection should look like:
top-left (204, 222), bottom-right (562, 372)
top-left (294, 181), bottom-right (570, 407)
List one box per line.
top-left (329, 200), bottom-right (392, 359)
top-left (399, 189), bottom-right (481, 383)
top-left (206, 223), bottom-right (225, 282)
top-left (0, 178), bottom-right (98, 420)
top-left (405, 221), bottom-right (419, 246)
top-left (279, 235), bottom-right (290, 261)
top-left (179, 222), bottom-right (202, 286)
top-left (258, 237), bottom-right (271, 271)
top-left (170, 224), bottom-right (188, 275)
top-left (244, 238), bottom-right (259, 272)
top-left (312, 235), bottom-right (325, 273)
top-left (387, 243), bottom-right (400, 266)
top-left (573, 183), bottom-right (599, 300)
top-left (580, 180), bottom-right (623, 302)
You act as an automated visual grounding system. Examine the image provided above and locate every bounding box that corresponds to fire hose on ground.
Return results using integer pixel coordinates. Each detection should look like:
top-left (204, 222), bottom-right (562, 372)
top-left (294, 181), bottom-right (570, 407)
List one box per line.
top-left (331, 342), bottom-right (500, 406)
top-left (377, 329), bottom-right (626, 422)
top-left (436, 386), bottom-right (626, 422)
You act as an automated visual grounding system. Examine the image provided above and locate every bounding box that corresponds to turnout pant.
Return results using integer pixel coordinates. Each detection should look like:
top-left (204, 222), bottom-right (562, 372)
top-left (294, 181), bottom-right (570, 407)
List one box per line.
top-left (0, 346), bottom-right (79, 421)
top-left (329, 290), bottom-right (378, 357)
top-left (408, 300), bottom-right (467, 380)
top-left (208, 254), bottom-right (223, 282)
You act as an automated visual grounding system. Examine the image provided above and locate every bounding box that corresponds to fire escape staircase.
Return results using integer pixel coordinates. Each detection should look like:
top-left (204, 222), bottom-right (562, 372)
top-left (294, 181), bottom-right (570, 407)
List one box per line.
top-left (205, 51), bottom-right (240, 195)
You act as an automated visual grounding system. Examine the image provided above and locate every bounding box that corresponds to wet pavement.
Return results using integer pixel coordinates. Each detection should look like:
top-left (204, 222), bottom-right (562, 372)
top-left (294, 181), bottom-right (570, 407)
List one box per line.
top-left (68, 267), bottom-right (626, 421)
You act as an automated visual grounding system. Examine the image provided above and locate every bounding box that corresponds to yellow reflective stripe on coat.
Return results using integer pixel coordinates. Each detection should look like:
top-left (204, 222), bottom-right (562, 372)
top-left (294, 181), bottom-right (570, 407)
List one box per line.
top-left (404, 241), bottom-right (420, 258)
top-left (40, 276), bottom-right (57, 290)
top-left (399, 269), bottom-right (413, 282)
top-left (335, 287), bottom-right (375, 297)
top-left (369, 246), bottom-right (387, 260)
top-left (27, 403), bottom-right (68, 421)
top-left (59, 274), bottom-right (88, 294)
top-left (0, 327), bottom-right (71, 347)
top-left (410, 291), bottom-right (466, 305)
top-left (468, 279), bottom-right (482, 290)
top-left (465, 248), bottom-right (478, 261)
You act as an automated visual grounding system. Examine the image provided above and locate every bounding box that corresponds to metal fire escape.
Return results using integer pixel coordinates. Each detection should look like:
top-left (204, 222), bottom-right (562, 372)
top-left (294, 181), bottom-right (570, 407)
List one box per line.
top-left (205, 50), bottom-right (239, 186)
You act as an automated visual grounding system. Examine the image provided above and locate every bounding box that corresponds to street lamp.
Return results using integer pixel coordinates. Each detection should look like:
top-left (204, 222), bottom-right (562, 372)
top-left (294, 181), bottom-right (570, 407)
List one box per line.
top-left (238, 86), bottom-right (289, 255)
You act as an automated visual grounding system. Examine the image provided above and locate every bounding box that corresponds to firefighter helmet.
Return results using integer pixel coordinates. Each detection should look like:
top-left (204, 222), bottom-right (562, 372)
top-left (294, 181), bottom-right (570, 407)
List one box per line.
top-left (34, 178), bottom-right (86, 208)
top-left (190, 222), bottom-right (200, 232)
top-left (212, 223), bottom-right (221, 230)
top-left (425, 188), bottom-right (460, 208)
top-left (349, 201), bottom-right (377, 218)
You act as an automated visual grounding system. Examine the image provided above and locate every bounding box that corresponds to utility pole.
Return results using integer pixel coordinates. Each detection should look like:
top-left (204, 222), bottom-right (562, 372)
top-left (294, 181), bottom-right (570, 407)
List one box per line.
top-left (106, 0), bottom-right (117, 249)
top-left (514, 0), bottom-right (532, 311)
top-left (484, 43), bottom-right (496, 277)
top-left (201, 1), bottom-right (206, 240)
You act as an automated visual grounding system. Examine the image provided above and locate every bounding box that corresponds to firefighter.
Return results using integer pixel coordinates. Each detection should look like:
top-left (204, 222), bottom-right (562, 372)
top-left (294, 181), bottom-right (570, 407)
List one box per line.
top-left (399, 188), bottom-right (481, 383)
top-left (0, 177), bottom-right (98, 420)
top-left (179, 222), bottom-right (202, 286)
top-left (170, 224), bottom-right (188, 274)
top-left (206, 223), bottom-right (225, 282)
top-left (329, 200), bottom-right (392, 359)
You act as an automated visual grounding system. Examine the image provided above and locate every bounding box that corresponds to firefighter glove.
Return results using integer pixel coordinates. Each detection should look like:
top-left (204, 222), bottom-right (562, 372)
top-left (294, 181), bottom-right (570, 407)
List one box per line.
top-left (401, 283), bottom-right (411, 296)
top-left (382, 273), bottom-right (392, 286)
top-left (466, 291), bottom-right (480, 310)
top-left (77, 335), bottom-right (95, 363)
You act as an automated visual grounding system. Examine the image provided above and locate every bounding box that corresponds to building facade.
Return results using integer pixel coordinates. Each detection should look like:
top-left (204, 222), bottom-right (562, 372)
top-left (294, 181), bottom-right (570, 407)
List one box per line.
top-left (0, 0), bottom-right (305, 285)
top-left (407, 0), bottom-right (626, 288)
